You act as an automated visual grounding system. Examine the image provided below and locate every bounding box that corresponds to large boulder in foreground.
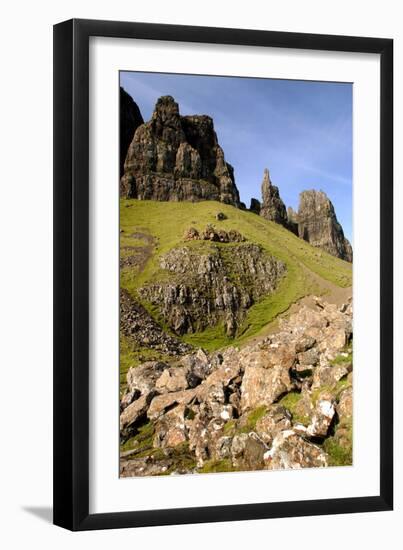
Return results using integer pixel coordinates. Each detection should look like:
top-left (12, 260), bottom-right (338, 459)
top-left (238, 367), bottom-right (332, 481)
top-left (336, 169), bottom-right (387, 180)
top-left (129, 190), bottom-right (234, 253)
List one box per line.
top-left (121, 95), bottom-right (240, 206)
top-left (297, 190), bottom-right (352, 262)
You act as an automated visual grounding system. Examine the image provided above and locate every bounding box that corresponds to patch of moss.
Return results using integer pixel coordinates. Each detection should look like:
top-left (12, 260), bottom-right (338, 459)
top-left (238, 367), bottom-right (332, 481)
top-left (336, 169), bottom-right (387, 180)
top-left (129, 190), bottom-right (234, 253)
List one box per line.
top-left (241, 406), bottom-right (268, 432)
top-left (197, 458), bottom-right (238, 474)
top-left (311, 377), bottom-right (351, 406)
top-left (222, 419), bottom-right (237, 435)
top-left (279, 391), bottom-right (310, 426)
top-left (120, 421), bottom-right (155, 454)
top-left (330, 351), bottom-right (353, 365)
top-left (323, 420), bottom-right (353, 466)
top-left (162, 442), bottom-right (198, 474)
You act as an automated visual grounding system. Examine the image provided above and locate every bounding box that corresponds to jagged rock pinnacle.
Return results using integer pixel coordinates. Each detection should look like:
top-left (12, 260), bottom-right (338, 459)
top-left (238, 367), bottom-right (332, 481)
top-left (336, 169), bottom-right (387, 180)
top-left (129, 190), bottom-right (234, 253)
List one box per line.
top-left (260, 168), bottom-right (288, 226)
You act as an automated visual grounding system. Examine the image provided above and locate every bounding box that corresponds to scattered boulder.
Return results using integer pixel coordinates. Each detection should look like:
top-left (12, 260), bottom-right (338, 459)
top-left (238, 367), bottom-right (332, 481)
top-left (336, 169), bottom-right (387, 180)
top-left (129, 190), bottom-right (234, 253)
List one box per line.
top-left (183, 227), bottom-right (200, 241)
top-left (216, 212), bottom-right (227, 220)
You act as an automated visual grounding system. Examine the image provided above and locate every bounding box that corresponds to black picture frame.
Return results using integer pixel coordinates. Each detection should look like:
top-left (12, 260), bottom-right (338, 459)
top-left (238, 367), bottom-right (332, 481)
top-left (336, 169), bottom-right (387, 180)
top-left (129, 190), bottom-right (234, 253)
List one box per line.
top-left (53, 18), bottom-right (393, 531)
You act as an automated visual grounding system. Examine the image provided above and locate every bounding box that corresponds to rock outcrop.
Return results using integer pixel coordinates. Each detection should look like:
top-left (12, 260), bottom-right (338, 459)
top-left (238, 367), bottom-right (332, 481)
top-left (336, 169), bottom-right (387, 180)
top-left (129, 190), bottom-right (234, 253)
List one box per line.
top-left (286, 206), bottom-right (299, 235)
top-left (259, 168), bottom-right (288, 226)
top-left (121, 95), bottom-right (240, 206)
top-left (249, 198), bottom-right (261, 215)
top-left (120, 296), bottom-right (353, 476)
top-left (297, 190), bottom-right (353, 262)
top-left (139, 243), bottom-right (285, 337)
top-left (120, 87), bottom-right (144, 178)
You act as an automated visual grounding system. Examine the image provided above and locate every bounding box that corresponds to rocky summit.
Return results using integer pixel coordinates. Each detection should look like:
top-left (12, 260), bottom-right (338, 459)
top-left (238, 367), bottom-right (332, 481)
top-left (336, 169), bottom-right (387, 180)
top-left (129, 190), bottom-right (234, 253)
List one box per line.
top-left (297, 190), bottom-right (353, 262)
top-left (120, 95), bottom-right (240, 206)
top-left (120, 296), bottom-right (353, 476)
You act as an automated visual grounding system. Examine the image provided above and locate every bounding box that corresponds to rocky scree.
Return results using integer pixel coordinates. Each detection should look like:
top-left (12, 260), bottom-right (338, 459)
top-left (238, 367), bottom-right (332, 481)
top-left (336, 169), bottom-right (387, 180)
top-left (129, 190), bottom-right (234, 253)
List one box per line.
top-left (120, 296), bottom-right (353, 476)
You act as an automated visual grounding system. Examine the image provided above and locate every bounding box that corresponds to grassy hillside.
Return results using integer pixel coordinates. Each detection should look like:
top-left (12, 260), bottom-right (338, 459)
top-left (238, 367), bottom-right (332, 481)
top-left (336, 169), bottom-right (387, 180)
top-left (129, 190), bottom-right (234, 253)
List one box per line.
top-left (120, 199), bottom-right (351, 357)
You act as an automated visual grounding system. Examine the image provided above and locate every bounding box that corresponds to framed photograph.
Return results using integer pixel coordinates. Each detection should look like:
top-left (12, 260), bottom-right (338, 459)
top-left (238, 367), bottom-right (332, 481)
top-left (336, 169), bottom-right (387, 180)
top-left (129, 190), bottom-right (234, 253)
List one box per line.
top-left (53, 19), bottom-right (393, 530)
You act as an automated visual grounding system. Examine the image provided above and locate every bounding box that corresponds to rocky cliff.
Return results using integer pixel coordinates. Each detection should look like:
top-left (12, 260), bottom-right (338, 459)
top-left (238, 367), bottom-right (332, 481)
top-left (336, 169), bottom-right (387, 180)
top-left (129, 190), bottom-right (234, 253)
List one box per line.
top-left (120, 296), bottom-right (353, 476)
top-left (139, 241), bottom-right (285, 338)
top-left (259, 168), bottom-right (288, 227)
top-left (297, 190), bottom-right (353, 262)
top-left (120, 87), bottom-right (144, 178)
top-left (120, 96), bottom-right (240, 206)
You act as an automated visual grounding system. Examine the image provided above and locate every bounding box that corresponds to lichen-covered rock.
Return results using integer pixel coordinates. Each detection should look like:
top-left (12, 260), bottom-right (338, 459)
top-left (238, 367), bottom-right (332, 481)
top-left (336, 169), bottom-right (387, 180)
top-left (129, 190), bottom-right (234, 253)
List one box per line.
top-left (297, 190), bottom-right (352, 262)
top-left (337, 387), bottom-right (353, 420)
top-left (259, 168), bottom-right (288, 226)
top-left (240, 364), bottom-right (293, 412)
top-left (231, 433), bottom-right (267, 470)
top-left (306, 394), bottom-right (336, 437)
top-left (153, 404), bottom-right (188, 448)
top-left (126, 360), bottom-right (166, 392)
top-left (255, 405), bottom-right (292, 445)
top-left (121, 95), bottom-right (240, 206)
top-left (264, 431), bottom-right (328, 469)
top-left (139, 243), bottom-right (285, 337)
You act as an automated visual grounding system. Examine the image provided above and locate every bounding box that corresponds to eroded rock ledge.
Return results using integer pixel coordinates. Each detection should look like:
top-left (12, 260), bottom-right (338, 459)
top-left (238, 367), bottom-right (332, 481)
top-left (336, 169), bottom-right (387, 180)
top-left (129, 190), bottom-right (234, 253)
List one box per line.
top-left (138, 243), bottom-right (286, 337)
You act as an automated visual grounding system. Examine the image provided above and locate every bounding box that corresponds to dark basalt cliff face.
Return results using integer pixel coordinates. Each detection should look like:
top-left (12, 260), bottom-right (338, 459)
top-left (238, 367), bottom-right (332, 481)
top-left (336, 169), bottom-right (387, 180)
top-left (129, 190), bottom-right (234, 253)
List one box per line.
top-left (121, 96), bottom-right (240, 206)
top-left (138, 243), bottom-right (285, 338)
top-left (297, 190), bottom-right (353, 262)
top-left (120, 87), bottom-right (144, 178)
top-left (259, 169), bottom-right (288, 227)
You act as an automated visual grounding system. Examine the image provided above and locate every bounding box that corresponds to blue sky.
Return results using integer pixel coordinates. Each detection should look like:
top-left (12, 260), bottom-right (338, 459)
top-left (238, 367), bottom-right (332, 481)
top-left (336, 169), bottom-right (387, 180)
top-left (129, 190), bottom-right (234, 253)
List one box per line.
top-left (120, 71), bottom-right (352, 242)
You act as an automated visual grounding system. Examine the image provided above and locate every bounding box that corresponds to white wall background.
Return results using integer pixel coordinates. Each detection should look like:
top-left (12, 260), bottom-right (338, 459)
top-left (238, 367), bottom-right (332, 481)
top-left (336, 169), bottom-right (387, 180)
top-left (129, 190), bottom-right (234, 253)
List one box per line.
top-left (0, 0), bottom-right (400, 547)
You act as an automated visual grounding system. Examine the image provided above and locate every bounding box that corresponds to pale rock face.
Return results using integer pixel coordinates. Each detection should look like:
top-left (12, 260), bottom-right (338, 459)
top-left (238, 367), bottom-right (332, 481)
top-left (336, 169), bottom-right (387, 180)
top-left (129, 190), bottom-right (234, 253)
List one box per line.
top-left (121, 95), bottom-right (240, 206)
top-left (297, 190), bottom-right (353, 262)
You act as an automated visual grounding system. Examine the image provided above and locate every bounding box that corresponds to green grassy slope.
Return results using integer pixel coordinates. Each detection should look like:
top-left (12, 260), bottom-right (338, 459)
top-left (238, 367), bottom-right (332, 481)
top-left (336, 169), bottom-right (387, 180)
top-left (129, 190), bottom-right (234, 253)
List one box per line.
top-left (120, 199), bottom-right (351, 356)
